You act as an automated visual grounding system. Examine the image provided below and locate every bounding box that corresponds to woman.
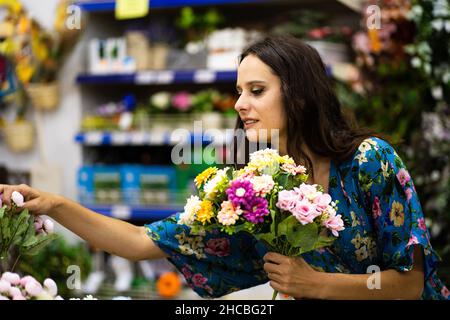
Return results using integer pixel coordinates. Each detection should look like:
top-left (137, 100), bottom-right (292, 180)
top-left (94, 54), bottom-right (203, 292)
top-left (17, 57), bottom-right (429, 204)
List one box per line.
top-left (1, 35), bottom-right (448, 300)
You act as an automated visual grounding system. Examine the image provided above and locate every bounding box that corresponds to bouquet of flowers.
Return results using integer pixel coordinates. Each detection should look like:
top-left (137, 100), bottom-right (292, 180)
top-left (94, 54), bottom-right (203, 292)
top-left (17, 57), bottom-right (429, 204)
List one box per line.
top-left (0, 191), bottom-right (57, 271)
top-left (178, 149), bottom-right (345, 299)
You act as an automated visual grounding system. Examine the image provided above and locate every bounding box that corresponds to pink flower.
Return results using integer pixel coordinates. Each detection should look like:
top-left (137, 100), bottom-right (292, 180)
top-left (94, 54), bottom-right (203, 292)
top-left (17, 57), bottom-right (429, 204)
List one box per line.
top-left (12, 294), bottom-right (26, 300)
top-left (11, 191), bottom-right (24, 207)
top-left (292, 200), bottom-right (318, 225)
top-left (405, 188), bottom-right (413, 202)
top-left (396, 169), bottom-right (411, 187)
top-left (172, 91), bottom-right (192, 112)
top-left (9, 286), bottom-right (22, 297)
top-left (353, 32), bottom-right (370, 54)
top-left (308, 28), bottom-right (325, 39)
top-left (34, 216), bottom-right (44, 232)
top-left (441, 286), bottom-right (450, 299)
top-left (372, 197), bottom-right (382, 219)
top-left (1, 272), bottom-right (21, 285)
top-left (407, 235), bottom-right (419, 247)
top-left (298, 184), bottom-right (319, 200)
top-left (19, 275), bottom-right (38, 287)
top-left (281, 163), bottom-right (306, 175)
top-left (0, 280), bottom-right (11, 293)
top-left (25, 281), bottom-right (43, 297)
top-left (418, 218), bottom-right (427, 231)
top-left (324, 210), bottom-right (345, 237)
top-left (181, 265), bottom-right (193, 279)
top-left (205, 238), bottom-right (231, 257)
top-left (191, 273), bottom-right (208, 287)
top-left (276, 190), bottom-right (299, 212)
top-left (314, 193), bottom-right (332, 211)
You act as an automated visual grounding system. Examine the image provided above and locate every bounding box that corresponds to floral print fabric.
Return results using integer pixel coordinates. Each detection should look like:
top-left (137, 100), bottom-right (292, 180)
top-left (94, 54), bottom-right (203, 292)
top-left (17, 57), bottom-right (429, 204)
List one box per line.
top-left (145, 137), bottom-right (449, 299)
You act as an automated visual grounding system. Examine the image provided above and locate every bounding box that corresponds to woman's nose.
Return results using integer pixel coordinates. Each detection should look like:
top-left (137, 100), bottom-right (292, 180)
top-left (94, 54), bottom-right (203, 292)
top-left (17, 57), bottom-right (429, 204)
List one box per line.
top-left (234, 94), bottom-right (249, 113)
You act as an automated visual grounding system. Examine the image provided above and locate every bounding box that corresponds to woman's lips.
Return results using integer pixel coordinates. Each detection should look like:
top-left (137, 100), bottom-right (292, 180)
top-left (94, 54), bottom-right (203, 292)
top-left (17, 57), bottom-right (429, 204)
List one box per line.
top-left (243, 120), bottom-right (259, 129)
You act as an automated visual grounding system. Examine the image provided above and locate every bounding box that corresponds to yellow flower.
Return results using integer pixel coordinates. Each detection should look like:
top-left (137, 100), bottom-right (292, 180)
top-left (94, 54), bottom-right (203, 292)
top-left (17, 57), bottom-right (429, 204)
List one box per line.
top-left (196, 200), bottom-right (214, 225)
top-left (195, 167), bottom-right (218, 188)
top-left (278, 155), bottom-right (295, 165)
top-left (390, 201), bottom-right (405, 227)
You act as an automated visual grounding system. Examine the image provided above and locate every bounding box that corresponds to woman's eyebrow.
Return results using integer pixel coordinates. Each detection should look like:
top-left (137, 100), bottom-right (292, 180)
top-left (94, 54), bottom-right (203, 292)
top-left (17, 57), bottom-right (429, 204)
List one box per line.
top-left (236, 80), bottom-right (267, 90)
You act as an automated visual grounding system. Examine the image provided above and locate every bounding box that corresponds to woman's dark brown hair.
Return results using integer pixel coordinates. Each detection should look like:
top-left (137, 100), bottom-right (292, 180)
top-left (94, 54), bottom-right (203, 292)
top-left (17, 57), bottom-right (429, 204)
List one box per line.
top-left (233, 35), bottom-right (388, 178)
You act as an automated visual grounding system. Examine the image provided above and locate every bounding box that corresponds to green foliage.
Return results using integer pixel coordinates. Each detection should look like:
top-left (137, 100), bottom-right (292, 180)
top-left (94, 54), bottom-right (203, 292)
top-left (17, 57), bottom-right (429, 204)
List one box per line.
top-left (17, 237), bottom-right (92, 298)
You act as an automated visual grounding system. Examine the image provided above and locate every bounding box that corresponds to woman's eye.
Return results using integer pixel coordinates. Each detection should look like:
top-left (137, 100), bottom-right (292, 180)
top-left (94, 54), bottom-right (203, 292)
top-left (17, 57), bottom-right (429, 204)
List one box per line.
top-left (251, 88), bottom-right (264, 95)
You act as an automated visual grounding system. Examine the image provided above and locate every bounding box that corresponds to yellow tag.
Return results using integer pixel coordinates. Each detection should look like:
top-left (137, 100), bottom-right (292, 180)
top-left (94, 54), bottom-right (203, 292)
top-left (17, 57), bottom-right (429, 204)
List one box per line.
top-left (115, 0), bottom-right (149, 20)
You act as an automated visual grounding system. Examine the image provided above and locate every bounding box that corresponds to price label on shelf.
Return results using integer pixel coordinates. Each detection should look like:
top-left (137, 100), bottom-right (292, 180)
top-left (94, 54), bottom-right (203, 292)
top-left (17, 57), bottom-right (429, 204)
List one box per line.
top-left (115, 0), bottom-right (149, 20)
top-left (135, 71), bottom-right (157, 84)
top-left (194, 70), bottom-right (216, 83)
top-left (111, 205), bottom-right (132, 220)
top-left (130, 131), bottom-right (147, 145)
top-left (85, 132), bottom-right (103, 145)
top-left (111, 132), bottom-right (129, 145)
top-left (148, 131), bottom-right (166, 145)
top-left (156, 71), bottom-right (174, 84)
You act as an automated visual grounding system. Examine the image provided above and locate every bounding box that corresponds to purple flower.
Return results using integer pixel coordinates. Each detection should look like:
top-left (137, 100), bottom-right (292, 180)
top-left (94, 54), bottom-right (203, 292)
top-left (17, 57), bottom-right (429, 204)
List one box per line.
top-left (226, 179), bottom-right (254, 208)
top-left (243, 197), bottom-right (269, 224)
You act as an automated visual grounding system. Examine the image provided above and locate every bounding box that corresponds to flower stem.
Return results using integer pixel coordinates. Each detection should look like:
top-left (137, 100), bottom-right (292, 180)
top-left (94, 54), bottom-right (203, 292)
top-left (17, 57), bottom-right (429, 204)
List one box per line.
top-left (272, 289), bottom-right (278, 300)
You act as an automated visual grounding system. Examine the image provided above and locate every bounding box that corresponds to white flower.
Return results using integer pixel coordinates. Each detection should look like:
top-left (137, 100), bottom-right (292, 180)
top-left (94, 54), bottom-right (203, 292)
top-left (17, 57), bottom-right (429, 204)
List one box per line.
top-left (203, 167), bottom-right (229, 199)
top-left (433, 0), bottom-right (449, 17)
top-left (355, 153), bottom-right (368, 165)
top-left (112, 296), bottom-right (132, 300)
top-left (178, 196), bottom-right (201, 225)
top-left (82, 295), bottom-right (98, 300)
top-left (150, 92), bottom-right (171, 110)
top-left (411, 57), bottom-right (421, 68)
top-left (43, 219), bottom-right (54, 234)
top-left (11, 191), bottom-right (24, 207)
top-left (381, 161), bottom-right (390, 179)
top-left (432, 19), bottom-right (444, 31)
top-left (358, 141), bottom-right (372, 153)
top-left (432, 86), bottom-right (443, 100)
top-left (43, 278), bottom-right (58, 297)
top-left (251, 175), bottom-right (275, 197)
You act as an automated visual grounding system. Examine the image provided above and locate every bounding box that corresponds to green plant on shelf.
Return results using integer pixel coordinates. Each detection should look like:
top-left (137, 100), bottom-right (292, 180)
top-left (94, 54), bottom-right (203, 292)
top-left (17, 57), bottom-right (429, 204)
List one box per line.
top-left (175, 7), bottom-right (225, 45)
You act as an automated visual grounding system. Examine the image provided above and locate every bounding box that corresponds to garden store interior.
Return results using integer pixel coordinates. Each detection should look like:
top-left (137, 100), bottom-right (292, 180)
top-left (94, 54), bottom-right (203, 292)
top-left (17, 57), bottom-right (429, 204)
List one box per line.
top-left (0, 0), bottom-right (449, 300)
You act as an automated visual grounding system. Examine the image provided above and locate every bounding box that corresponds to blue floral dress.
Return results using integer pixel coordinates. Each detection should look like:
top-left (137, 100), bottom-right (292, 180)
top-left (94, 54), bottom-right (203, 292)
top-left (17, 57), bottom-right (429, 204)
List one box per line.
top-left (145, 137), bottom-right (450, 300)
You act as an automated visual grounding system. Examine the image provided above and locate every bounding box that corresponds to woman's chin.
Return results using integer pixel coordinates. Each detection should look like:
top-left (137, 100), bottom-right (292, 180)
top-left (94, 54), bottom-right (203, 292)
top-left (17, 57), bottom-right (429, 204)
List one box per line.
top-left (245, 128), bottom-right (271, 144)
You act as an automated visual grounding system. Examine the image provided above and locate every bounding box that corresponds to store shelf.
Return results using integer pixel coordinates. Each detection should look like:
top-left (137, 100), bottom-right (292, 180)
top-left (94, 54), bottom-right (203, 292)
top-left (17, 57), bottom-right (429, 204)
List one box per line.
top-left (76, 69), bottom-right (237, 85)
top-left (86, 204), bottom-right (182, 220)
top-left (74, 0), bottom-right (265, 12)
top-left (74, 130), bottom-right (233, 146)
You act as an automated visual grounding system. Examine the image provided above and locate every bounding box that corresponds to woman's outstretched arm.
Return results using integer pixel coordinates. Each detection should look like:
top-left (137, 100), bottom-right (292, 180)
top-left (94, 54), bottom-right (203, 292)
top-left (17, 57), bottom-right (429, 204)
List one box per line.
top-left (0, 184), bottom-right (168, 261)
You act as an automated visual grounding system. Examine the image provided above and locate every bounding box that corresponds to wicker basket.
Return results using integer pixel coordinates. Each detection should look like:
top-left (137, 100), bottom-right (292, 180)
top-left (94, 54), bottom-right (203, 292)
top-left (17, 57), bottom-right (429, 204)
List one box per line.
top-left (3, 120), bottom-right (35, 153)
top-left (26, 82), bottom-right (60, 111)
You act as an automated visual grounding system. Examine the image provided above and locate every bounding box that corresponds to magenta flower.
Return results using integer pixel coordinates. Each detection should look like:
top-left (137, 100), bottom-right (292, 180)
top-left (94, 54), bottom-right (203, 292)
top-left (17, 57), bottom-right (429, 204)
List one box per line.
top-left (191, 273), bottom-right (208, 287)
top-left (243, 197), bottom-right (269, 224)
top-left (372, 197), bottom-right (382, 219)
top-left (418, 218), bottom-right (427, 231)
top-left (396, 168), bottom-right (411, 187)
top-left (226, 179), bottom-right (254, 208)
top-left (204, 238), bottom-right (231, 257)
top-left (172, 91), bottom-right (192, 112)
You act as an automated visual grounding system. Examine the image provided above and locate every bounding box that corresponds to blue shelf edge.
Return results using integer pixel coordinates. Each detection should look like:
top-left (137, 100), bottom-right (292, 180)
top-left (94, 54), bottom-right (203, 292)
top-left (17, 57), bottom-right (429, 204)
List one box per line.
top-left (86, 204), bottom-right (182, 221)
top-left (74, 0), bottom-right (265, 12)
top-left (76, 70), bottom-right (237, 85)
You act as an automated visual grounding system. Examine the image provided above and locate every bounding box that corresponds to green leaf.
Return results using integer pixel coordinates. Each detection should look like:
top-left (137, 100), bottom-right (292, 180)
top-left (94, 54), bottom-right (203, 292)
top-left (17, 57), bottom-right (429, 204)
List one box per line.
top-left (254, 232), bottom-right (276, 249)
top-left (21, 233), bottom-right (58, 256)
top-left (312, 236), bottom-right (336, 250)
top-left (0, 206), bottom-right (6, 219)
top-left (277, 215), bottom-right (319, 251)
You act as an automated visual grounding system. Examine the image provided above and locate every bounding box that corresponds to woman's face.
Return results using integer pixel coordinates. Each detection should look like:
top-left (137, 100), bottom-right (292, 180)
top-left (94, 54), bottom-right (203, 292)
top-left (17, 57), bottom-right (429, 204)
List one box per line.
top-left (235, 54), bottom-right (287, 147)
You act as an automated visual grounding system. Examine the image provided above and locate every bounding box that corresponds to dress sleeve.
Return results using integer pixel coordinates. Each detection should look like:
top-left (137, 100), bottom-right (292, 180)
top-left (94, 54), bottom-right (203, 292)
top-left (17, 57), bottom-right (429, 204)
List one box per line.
top-left (356, 138), bottom-right (441, 280)
top-left (144, 212), bottom-right (268, 298)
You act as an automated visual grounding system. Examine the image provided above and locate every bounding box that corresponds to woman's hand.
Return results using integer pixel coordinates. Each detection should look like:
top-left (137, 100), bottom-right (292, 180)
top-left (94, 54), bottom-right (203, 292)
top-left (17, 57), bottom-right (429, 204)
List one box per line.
top-left (0, 184), bottom-right (61, 216)
top-left (263, 252), bottom-right (322, 299)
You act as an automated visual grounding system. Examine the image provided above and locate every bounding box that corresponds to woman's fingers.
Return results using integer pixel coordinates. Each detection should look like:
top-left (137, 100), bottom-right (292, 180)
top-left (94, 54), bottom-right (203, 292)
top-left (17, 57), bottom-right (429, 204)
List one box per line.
top-left (1, 184), bottom-right (35, 208)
